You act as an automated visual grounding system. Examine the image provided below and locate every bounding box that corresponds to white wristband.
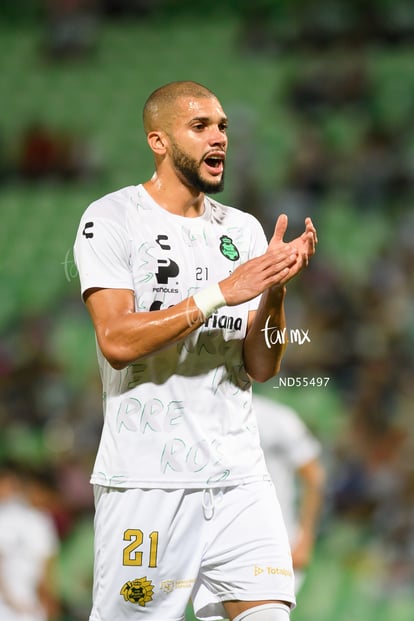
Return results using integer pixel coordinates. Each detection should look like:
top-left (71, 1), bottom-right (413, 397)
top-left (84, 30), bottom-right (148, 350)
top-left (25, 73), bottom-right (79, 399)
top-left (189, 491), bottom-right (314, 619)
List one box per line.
top-left (193, 283), bottom-right (226, 319)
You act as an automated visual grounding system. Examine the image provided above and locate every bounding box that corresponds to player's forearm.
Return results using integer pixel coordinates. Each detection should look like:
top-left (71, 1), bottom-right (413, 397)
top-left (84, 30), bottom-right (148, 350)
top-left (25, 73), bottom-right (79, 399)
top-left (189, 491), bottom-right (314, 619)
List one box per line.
top-left (298, 461), bottom-right (325, 537)
top-left (38, 558), bottom-right (61, 620)
top-left (242, 286), bottom-right (287, 382)
top-left (295, 491), bottom-right (321, 568)
top-left (299, 488), bottom-right (322, 538)
top-left (95, 298), bottom-right (206, 369)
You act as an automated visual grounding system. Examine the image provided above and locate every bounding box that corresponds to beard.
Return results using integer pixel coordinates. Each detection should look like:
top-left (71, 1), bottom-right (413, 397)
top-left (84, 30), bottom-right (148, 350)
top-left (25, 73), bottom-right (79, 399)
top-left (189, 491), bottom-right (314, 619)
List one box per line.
top-left (171, 141), bottom-right (225, 194)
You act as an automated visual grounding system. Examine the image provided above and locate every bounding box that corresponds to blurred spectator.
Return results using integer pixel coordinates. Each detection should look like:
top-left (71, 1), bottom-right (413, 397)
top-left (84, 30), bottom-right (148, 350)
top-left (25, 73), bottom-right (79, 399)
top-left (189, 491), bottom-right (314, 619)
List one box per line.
top-left (286, 56), bottom-right (371, 117)
top-left (54, 456), bottom-right (94, 519)
top-left (44, 0), bottom-right (100, 61)
top-left (330, 386), bottom-right (414, 591)
top-left (284, 124), bottom-right (332, 199)
top-left (0, 461), bottom-right (61, 621)
top-left (238, 0), bottom-right (414, 53)
top-left (102, 0), bottom-right (164, 18)
top-left (268, 123), bottom-right (335, 240)
top-left (0, 350), bottom-right (71, 427)
top-left (350, 125), bottom-right (413, 208)
top-left (0, 126), bottom-right (9, 183)
top-left (24, 466), bottom-right (74, 541)
top-left (18, 123), bottom-right (62, 181)
top-left (18, 122), bottom-right (101, 183)
top-left (254, 393), bottom-right (325, 593)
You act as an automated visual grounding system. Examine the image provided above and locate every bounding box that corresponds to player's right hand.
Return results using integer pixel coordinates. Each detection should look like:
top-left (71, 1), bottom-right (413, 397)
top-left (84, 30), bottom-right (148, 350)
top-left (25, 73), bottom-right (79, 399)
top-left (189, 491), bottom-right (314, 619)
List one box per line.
top-left (220, 213), bottom-right (317, 306)
top-left (220, 243), bottom-right (298, 306)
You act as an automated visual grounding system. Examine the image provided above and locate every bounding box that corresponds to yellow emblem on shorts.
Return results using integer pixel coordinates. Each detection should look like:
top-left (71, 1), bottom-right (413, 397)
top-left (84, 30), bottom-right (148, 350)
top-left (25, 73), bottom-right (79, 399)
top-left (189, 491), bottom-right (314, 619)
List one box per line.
top-left (120, 576), bottom-right (154, 606)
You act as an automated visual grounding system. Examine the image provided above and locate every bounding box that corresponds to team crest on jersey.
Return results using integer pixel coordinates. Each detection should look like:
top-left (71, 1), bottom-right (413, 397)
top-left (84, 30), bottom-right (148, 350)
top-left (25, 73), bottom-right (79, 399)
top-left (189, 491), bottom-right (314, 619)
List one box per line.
top-left (219, 235), bottom-right (239, 261)
top-left (120, 577), bottom-right (154, 606)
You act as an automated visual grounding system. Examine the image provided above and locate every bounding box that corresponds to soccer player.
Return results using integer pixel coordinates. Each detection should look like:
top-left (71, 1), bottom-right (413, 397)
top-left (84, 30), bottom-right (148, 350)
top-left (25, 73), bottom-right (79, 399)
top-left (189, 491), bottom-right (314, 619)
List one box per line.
top-left (254, 394), bottom-right (325, 593)
top-left (74, 81), bottom-right (317, 621)
top-left (0, 463), bottom-right (60, 621)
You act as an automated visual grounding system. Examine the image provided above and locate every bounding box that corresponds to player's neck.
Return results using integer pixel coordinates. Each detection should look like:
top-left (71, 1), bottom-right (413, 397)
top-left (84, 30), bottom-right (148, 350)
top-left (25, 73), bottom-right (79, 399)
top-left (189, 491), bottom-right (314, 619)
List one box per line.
top-left (143, 175), bottom-right (205, 218)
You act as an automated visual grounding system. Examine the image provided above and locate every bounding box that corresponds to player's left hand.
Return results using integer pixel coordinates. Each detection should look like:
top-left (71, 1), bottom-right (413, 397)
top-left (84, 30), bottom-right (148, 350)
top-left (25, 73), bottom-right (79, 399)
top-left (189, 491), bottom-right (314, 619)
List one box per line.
top-left (267, 214), bottom-right (317, 282)
top-left (295, 216), bottom-right (318, 264)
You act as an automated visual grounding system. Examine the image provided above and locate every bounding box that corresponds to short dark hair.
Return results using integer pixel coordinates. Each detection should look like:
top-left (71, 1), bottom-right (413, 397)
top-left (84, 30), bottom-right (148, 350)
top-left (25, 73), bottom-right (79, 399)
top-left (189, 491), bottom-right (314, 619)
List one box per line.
top-left (143, 81), bottom-right (217, 133)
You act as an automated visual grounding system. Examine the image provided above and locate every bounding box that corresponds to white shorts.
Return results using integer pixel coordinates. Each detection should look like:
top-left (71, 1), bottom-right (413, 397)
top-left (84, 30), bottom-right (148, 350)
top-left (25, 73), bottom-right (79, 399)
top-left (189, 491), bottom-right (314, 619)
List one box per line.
top-left (90, 481), bottom-right (295, 621)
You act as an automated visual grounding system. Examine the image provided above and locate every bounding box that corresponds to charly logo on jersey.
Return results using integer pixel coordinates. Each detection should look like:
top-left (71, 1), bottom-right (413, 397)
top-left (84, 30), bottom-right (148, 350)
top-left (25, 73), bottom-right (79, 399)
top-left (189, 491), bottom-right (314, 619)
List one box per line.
top-left (155, 234), bottom-right (171, 250)
top-left (120, 577), bottom-right (154, 606)
top-left (82, 221), bottom-right (94, 239)
top-left (219, 235), bottom-right (239, 261)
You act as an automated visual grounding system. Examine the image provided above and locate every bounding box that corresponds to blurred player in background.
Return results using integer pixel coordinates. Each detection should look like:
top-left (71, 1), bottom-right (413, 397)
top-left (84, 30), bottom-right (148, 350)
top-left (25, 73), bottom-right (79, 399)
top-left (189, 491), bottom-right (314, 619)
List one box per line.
top-left (0, 462), bottom-right (60, 621)
top-left (74, 80), bottom-right (317, 621)
top-left (254, 394), bottom-right (325, 593)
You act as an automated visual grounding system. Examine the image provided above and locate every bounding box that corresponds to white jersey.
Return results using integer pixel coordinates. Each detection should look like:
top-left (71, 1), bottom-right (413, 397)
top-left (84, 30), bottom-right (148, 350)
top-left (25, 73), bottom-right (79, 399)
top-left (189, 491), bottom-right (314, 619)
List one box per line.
top-left (74, 184), bottom-right (270, 489)
top-left (254, 394), bottom-right (321, 541)
top-left (0, 498), bottom-right (59, 621)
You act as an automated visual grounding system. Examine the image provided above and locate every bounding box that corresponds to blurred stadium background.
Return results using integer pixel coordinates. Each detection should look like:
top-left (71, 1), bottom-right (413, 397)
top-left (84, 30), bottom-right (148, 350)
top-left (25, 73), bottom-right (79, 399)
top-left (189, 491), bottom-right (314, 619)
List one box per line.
top-left (1, 1), bottom-right (414, 619)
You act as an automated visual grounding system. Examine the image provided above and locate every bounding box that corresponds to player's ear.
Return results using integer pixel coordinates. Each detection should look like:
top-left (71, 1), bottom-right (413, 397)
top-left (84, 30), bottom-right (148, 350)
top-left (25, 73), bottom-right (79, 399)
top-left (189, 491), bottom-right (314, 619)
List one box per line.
top-left (147, 130), bottom-right (168, 155)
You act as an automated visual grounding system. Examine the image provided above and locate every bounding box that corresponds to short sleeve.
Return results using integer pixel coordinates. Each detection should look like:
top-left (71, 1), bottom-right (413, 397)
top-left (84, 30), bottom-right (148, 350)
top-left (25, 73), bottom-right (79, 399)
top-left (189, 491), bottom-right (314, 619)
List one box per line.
top-left (254, 396), bottom-right (321, 469)
top-left (278, 408), bottom-right (321, 468)
top-left (74, 214), bottom-right (133, 298)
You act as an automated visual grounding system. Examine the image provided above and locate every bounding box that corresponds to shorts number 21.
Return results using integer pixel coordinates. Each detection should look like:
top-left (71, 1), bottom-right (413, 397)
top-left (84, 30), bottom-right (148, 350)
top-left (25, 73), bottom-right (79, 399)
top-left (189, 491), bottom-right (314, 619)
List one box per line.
top-left (123, 529), bottom-right (159, 568)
